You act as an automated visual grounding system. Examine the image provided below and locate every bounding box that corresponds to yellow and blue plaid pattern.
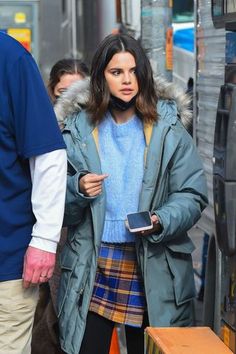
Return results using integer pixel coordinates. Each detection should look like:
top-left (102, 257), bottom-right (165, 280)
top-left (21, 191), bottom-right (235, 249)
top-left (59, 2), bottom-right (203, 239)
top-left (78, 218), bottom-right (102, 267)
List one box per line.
top-left (89, 242), bottom-right (146, 327)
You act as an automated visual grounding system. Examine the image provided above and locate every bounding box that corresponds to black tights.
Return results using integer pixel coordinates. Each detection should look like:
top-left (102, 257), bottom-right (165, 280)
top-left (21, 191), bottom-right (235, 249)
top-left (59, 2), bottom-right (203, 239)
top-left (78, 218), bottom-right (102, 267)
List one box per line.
top-left (79, 311), bottom-right (149, 354)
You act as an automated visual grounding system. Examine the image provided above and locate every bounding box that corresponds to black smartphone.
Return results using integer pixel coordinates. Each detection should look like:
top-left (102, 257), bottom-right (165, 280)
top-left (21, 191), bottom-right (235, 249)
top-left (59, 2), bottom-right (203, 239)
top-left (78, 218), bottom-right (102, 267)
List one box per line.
top-left (126, 211), bottom-right (153, 233)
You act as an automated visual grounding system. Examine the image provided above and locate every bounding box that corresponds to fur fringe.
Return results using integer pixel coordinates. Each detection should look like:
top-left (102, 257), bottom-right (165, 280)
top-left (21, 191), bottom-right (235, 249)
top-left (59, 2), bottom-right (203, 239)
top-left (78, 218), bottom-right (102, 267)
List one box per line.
top-left (54, 76), bottom-right (192, 129)
top-left (54, 77), bottom-right (90, 128)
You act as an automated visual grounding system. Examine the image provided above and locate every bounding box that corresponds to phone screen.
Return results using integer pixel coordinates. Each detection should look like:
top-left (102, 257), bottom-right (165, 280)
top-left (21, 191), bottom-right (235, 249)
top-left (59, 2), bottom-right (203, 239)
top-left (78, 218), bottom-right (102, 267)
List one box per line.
top-left (127, 211), bottom-right (152, 229)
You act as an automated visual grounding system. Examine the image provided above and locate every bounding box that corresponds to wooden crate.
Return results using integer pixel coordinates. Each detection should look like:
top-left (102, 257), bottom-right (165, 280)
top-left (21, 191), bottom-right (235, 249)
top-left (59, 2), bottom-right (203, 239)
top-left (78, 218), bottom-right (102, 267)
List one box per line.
top-left (145, 327), bottom-right (234, 354)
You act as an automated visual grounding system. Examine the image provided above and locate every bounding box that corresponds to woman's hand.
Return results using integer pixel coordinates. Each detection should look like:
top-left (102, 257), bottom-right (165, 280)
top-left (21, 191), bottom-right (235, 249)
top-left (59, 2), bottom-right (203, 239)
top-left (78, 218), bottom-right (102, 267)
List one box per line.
top-left (79, 173), bottom-right (108, 197)
top-left (139, 214), bottom-right (162, 236)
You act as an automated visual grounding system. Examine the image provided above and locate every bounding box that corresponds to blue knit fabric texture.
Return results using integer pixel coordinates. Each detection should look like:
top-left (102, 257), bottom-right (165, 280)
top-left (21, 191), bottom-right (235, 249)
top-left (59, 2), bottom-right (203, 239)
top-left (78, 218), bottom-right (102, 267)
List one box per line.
top-left (99, 112), bottom-right (145, 243)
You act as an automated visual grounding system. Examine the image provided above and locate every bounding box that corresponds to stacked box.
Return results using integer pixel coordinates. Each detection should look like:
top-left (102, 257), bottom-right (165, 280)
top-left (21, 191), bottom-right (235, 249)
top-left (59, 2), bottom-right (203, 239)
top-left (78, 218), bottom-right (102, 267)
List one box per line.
top-left (145, 327), bottom-right (233, 354)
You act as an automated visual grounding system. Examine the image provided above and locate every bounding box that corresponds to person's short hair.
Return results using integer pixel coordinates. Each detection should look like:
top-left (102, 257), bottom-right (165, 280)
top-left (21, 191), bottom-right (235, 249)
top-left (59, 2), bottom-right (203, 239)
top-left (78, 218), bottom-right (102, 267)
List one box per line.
top-left (87, 34), bottom-right (158, 123)
top-left (48, 58), bottom-right (89, 101)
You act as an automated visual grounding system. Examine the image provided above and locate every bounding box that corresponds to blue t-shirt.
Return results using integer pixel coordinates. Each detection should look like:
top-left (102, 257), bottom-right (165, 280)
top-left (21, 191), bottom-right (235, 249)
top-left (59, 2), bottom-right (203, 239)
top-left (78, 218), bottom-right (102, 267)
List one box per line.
top-left (0, 33), bottom-right (66, 281)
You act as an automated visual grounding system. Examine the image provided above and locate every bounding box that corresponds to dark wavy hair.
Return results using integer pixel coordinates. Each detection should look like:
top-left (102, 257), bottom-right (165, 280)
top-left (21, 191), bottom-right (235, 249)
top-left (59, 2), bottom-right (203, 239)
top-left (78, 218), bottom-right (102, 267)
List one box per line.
top-left (87, 34), bottom-right (158, 123)
top-left (48, 58), bottom-right (89, 102)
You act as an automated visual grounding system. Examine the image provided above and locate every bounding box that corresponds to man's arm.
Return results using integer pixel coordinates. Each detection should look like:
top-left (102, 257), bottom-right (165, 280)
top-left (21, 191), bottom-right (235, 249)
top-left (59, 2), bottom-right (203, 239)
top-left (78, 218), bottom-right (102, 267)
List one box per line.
top-left (23, 149), bottom-right (67, 288)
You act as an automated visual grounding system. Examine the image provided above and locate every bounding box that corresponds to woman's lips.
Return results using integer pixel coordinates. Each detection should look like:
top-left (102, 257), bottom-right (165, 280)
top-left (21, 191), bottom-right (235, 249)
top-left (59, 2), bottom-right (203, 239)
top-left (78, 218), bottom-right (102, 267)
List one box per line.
top-left (120, 89), bottom-right (133, 94)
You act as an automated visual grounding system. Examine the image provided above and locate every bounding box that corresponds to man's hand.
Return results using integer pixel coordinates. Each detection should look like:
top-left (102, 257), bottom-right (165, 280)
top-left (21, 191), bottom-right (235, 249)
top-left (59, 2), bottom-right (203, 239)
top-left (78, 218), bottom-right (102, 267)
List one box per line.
top-left (79, 173), bottom-right (108, 197)
top-left (22, 246), bottom-right (56, 288)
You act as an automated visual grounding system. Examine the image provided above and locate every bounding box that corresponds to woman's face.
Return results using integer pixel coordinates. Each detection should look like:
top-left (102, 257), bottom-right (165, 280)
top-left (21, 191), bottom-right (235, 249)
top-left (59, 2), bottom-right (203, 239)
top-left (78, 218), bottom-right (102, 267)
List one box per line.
top-left (54, 73), bottom-right (83, 98)
top-left (104, 51), bottom-right (139, 102)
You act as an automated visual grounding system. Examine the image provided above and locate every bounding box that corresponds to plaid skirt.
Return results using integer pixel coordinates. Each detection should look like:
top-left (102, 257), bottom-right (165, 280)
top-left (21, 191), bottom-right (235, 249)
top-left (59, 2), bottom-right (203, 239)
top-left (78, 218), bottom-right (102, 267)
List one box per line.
top-left (89, 242), bottom-right (146, 327)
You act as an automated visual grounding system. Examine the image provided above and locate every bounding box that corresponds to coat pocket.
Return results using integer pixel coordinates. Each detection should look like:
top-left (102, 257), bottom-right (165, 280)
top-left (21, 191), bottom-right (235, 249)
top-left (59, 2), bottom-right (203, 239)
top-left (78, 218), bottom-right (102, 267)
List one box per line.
top-left (57, 245), bottom-right (78, 317)
top-left (165, 245), bottom-right (195, 306)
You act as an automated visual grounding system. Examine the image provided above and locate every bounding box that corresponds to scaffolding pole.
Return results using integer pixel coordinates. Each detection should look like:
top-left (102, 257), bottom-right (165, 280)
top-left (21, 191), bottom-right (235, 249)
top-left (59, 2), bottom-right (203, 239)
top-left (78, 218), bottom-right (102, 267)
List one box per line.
top-left (141, 0), bottom-right (172, 80)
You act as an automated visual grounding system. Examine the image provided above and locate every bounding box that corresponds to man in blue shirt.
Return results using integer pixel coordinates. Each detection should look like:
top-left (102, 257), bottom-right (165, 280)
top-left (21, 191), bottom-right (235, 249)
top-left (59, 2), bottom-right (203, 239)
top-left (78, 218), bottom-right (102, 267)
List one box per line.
top-left (0, 33), bottom-right (67, 353)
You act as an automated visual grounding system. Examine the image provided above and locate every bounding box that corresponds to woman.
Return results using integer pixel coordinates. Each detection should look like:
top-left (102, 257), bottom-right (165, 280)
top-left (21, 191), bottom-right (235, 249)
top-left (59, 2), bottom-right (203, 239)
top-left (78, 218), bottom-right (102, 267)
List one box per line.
top-left (58, 34), bottom-right (208, 354)
top-left (48, 58), bottom-right (89, 103)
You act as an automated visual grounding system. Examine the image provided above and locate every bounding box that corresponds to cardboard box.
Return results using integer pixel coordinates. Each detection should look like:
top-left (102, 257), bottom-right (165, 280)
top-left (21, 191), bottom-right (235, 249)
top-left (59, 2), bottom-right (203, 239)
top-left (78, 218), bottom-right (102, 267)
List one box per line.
top-left (145, 327), bottom-right (233, 354)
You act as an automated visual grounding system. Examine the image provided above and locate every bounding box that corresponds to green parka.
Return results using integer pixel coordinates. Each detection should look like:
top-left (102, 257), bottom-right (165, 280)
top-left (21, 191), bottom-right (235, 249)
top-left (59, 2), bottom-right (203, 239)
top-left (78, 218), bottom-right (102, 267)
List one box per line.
top-left (56, 81), bottom-right (208, 354)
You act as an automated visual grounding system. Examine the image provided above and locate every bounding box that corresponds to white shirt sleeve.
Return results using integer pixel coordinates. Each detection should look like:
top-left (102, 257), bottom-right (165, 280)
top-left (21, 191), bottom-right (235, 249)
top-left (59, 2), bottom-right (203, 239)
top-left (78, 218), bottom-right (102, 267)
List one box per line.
top-left (29, 149), bottom-right (67, 253)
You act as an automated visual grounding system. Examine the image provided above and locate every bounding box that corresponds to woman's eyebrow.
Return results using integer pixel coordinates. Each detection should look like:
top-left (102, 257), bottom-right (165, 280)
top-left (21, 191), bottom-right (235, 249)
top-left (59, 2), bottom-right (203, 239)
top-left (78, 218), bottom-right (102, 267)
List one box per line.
top-left (109, 66), bottom-right (136, 70)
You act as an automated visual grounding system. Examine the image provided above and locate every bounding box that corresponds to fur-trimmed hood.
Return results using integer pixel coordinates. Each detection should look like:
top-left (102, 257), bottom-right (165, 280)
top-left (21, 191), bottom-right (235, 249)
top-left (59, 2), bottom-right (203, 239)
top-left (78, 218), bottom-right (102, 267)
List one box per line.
top-left (54, 77), bottom-right (90, 128)
top-left (54, 76), bottom-right (192, 129)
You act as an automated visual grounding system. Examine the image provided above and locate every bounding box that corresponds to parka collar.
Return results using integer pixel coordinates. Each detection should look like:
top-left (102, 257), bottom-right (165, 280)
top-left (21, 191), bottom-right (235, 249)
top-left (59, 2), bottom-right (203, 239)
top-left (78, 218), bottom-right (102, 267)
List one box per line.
top-left (63, 99), bottom-right (177, 145)
top-left (63, 109), bottom-right (95, 141)
top-left (56, 76), bottom-right (191, 130)
top-left (63, 95), bottom-right (179, 150)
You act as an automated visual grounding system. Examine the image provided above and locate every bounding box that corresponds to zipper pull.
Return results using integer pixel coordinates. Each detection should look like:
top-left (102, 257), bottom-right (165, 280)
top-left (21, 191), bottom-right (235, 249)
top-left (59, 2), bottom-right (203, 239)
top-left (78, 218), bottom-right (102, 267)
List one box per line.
top-left (78, 287), bottom-right (84, 307)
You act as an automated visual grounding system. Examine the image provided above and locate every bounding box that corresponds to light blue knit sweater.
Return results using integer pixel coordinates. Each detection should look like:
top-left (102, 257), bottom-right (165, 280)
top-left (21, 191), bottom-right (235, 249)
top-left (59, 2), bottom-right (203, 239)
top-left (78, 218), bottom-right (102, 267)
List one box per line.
top-left (99, 112), bottom-right (145, 243)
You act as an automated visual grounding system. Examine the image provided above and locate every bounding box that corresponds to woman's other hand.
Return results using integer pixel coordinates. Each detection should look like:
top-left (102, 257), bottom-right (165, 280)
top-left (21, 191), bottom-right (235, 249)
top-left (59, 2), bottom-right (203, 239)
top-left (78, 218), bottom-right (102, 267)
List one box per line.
top-left (79, 173), bottom-right (108, 197)
top-left (139, 214), bottom-right (162, 236)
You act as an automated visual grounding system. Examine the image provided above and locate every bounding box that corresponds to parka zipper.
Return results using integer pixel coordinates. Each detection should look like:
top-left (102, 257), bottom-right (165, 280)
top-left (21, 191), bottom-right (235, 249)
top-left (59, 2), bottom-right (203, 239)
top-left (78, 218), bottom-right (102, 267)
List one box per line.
top-left (78, 286), bottom-right (85, 308)
top-left (147, 126), bottom-right (170, 211)
top-left (141, 125), bottom-right (170, 319)
top-left (77, 267), bottom-right (91, 309)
